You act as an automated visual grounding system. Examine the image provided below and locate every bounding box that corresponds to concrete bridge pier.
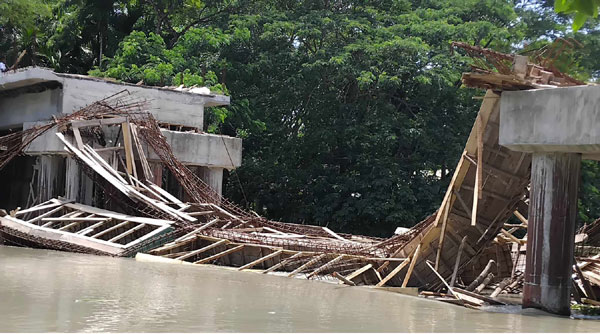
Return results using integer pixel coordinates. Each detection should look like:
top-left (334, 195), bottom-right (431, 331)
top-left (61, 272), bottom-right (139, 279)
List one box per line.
top-left (523, 152), bottom-right (580, 315)
top-left (500, 86), bottom-right (600, 315)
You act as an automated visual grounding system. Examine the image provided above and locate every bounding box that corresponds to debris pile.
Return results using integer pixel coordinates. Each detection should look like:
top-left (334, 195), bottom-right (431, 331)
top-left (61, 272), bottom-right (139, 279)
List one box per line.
top-left (1, 42), bottom-right (599, 311)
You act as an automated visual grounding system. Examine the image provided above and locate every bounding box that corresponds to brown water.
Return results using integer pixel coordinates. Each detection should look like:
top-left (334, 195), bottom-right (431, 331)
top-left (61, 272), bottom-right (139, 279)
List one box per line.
top-left (1, 245), bottom-right (599, 332)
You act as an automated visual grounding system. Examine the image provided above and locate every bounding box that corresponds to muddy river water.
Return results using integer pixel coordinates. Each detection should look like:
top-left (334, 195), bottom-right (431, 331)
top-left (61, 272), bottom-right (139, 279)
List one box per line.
top-left (1, 245), bottom-right (599, 332)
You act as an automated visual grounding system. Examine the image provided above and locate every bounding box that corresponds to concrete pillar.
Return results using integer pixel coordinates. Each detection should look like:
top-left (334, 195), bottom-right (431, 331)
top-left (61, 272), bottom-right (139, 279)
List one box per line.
top-left (523, 152), bottom-right (580, 315)
top-left (65, 157), bottom-right (80, 201)
top-left (198, 166), bottom-right (224, 196)
top-left (35, 155), bottom-right (65, 203)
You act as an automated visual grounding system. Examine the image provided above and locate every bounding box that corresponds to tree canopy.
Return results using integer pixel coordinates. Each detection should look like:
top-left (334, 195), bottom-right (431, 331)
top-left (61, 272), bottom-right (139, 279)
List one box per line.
top-left (4, 0), bottom-right (600, 236)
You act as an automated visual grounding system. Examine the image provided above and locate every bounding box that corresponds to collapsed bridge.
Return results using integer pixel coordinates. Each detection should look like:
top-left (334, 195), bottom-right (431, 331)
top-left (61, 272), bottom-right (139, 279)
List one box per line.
top-left (1, 42), bottom-right (599, 315)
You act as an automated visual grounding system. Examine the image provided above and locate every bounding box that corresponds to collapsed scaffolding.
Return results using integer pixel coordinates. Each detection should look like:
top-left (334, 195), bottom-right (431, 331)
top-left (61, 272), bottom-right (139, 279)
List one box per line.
top-left (1, 41), bottom-right (600, 310)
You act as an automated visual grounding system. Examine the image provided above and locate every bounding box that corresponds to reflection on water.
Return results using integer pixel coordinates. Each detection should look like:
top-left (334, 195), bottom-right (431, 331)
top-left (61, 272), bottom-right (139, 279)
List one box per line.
top-left (1, 245), bottom-right (599, 332)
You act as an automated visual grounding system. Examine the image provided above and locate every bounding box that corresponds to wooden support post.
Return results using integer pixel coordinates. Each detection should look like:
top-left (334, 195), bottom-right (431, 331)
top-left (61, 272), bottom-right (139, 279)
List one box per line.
top-left (511, 244), bottom-right (522, 279)
top-left (121, 122), bottom-right (134, 175)
top-left (402, 244), bottom-right (421, 288)
top-left (194, 245), bottom-right (245, 264)
top-left (288, 254), bottom-right (326, 277)
top-left (307, 255), bottom-right (345, 278)
top-left (450, 236), bottom-right (467, 287)
top-left (262, 252), bottom-right (305, 274)
top-left (435, 196), bottom-right (451, 271)
top-left (377, 257), bottom-right (411, 287)
top-left (239, 249), bottom-right (284, 271)
top-left (176, 239), bottom-right (228, 261)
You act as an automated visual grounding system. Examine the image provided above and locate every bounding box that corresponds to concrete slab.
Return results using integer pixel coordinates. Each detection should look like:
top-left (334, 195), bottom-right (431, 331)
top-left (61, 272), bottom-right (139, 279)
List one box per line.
top-left (0, 67), bottom-right (230, 129)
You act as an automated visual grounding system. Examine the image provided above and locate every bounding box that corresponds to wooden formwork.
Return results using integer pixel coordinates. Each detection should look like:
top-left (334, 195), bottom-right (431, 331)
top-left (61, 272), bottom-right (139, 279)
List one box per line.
top-left (389, 90), bottom-right (532, 289)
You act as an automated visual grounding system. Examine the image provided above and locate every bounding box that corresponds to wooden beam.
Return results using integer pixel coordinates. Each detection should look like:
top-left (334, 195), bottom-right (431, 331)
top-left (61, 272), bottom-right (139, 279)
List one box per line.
top-left (288, 254), bottom-right (327, 277)
top-left (91, 221), bottom-right (131, 239)
top-left (194, 245), bottom-right (245, 264)
top-left (402, 244), bottom-right (421, 288)
top-left (108, 223), bottom-right (146, 242)
top-left (332, 272), bottom-right (356, 286)
top-left (239, 249), bottom-right (284, 271)
top-left (307, 255), bottom-right (345, 278)
top-left (345, 264), bottom-right (373, 281)
top-left (76, 220), bottom-right (107, 236)
top-left (72, 126), bottom-right (84, 149)
top-left (176, 239), bottom-right (229, 261)
top-left (173, 218), bottom-right (219, 242)
top-left (262, 252), bottom-right (305, 274)
top-left (513, 210), bottom-right (528, 226)
top-left (322, 227), bottom-right (348, 241)
top-left (26, 206), bottom-right (65, 225)
top-left (377, 256), bottom-right (411, 287)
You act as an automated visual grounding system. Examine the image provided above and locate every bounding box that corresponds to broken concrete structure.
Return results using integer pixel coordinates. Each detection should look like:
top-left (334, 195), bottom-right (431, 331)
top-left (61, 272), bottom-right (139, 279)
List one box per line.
top-left (0, 67), bottom-right (241, 209)
top-left (500, 86), bottom-right (598, 315)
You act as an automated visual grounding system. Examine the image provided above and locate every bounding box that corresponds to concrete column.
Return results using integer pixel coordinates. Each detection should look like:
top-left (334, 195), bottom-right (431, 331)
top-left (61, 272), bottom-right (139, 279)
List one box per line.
top-left (65, 157), bottom-right (80, 201)
top-left (36, 155), bottom-right (65, 203)
top-left (523, 152), bottom-right (580, 315)
top-left (198, 166), bottom-right (224, 196)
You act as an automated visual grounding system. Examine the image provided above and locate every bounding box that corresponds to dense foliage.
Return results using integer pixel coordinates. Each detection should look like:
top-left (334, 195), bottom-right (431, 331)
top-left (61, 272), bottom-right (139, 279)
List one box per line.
top-left (3, 0), bottom-right (600, 236)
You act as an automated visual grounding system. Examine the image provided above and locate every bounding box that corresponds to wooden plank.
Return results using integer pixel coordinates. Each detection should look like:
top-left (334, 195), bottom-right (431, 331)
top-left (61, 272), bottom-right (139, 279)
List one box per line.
top-left (176, 239), bottom-right (229, 261)
top-left (72, 126), bottom-right (84, 149)
top-left (239, 249), bottom-right (284, 271)
top-left (108, 223), bottom-right (146, 242)
top-left (307, 255), bottom-right (345, 278)
top-left (121, 122), bottom-right (134, 175)
top-left (346, 264), bottom-right (373, 281)
top-left (377, 257), bottom-right (411, 287)
top-left (435, 197), bottom-right (451, 271)
top-left (476, 113), bottom-right (484, 200)
top-left (402, 243), bottom-right (421, 288)
top-left (15, 200), bottom-right (63, 216)
top-left (288, 254), bottom-right (327, 277)
top-left (322, 227), bottom-right (348, 241)
top-left (332, 272), bottom-right (356, 286)
top-left (262, 252), bottom-right (306, 274)
top-left (42, 217), bottom-right (107, 222)
top-left (194, 245), bottom-right (245, 264)
top-left (454, 287), bottom-right (505, 305)
top-left (425, 260), bottom-right (459, 299)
